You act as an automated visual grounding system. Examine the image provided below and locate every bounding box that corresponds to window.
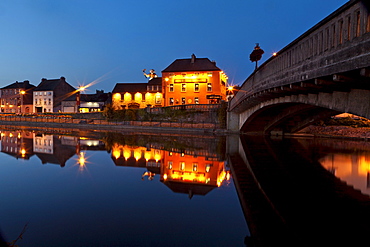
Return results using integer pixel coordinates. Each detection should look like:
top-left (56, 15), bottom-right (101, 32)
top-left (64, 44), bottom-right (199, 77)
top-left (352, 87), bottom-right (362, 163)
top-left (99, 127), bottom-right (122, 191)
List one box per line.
top-left (168, 161), bottom-right (173, 170)
top-left (207, 83), bottom-right (212, 92)
top-left (48, 99), bottom-right (51, 105)
top-left (180, 162), bottom-right (185, 170)
top-left (35, 92), bottom-right (38, 96)
top-left (155, 95), bottom-right (161, 104)
top-left (181, 84), bottom-right (186, 92)
top-left (169, 98), bottom-right (174, 105)
top-left (181, 97), bottom-right (186, 105)
top-left (194, 83), bottom-right (199, 92)
top-left (206, 164), bottom-right (212, 173)
top-left (44, 92), bottom-right (47, 96)
top-left (169, 84), bottom-right (174, 92)
top-left (35, 99), bottom-right (37, 105)
top-left (192, 163), bottom-right (198, 172)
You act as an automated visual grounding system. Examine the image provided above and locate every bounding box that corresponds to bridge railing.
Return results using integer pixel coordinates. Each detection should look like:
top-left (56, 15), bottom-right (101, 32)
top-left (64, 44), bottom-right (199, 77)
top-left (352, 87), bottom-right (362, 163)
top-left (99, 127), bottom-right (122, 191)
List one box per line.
top-left (230, 0), bottom-right (370, 111)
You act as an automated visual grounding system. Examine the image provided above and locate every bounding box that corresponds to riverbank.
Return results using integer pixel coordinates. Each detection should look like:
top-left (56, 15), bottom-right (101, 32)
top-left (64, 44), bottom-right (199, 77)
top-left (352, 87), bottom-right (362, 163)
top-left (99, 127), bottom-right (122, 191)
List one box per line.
top-left (298, 125), bottom-right (370, 140)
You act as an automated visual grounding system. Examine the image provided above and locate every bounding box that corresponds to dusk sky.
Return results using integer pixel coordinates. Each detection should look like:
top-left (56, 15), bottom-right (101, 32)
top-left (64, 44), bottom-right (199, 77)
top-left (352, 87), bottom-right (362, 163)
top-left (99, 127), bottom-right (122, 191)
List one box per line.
top-left (0, 0), bottom-right (348, 93)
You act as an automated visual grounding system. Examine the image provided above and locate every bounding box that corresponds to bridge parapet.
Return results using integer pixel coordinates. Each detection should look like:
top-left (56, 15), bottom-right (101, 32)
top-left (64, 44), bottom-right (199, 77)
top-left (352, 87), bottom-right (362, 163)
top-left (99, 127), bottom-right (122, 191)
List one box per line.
top-left (230, 0), bottom-right (370, 113)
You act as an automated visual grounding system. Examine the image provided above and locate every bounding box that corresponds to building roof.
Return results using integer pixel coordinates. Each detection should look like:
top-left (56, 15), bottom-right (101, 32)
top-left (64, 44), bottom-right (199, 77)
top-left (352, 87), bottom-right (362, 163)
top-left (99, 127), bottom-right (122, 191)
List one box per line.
top-left (162, 54), bottom-right (220, 73)
top-left (112, 83), bottom-right (148, 94)
top-left (80, 91), bottom-right (111, 102)
top-left (34, 77), bottom-right (75, 92)
top-left (1, 80), bottom-right (36, 90)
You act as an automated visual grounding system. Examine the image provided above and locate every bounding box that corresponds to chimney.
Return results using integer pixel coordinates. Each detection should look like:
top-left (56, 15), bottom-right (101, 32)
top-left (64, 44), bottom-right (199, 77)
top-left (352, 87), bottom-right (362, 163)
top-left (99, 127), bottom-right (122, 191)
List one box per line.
top-left (60, 76), bottom-right (66, 81)
top-left (191, 53), bottom-right (196, 64)
top-left (42, 78), bottom-right (47, 82)
top-left (23, 80), bottom-right (29, 86)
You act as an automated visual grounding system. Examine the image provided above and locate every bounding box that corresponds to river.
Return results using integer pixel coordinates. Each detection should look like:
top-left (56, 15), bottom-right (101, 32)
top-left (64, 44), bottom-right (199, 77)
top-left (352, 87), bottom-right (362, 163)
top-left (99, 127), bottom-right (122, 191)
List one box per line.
top-left (0, 127), bottom-right (369, 246)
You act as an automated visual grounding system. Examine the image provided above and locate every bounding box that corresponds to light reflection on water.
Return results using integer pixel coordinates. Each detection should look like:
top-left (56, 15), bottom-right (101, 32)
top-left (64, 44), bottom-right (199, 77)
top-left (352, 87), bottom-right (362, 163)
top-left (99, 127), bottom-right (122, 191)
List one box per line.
top-left (320, 152), bottom-right (370, 196)
top-left (0, 129), bottom-right (247, 247)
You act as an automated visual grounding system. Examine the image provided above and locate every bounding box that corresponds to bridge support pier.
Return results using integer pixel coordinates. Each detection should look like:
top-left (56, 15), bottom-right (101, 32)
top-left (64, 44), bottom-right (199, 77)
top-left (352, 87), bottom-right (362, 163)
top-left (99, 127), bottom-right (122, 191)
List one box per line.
top-left (227, 111), bottom-right (240, 133)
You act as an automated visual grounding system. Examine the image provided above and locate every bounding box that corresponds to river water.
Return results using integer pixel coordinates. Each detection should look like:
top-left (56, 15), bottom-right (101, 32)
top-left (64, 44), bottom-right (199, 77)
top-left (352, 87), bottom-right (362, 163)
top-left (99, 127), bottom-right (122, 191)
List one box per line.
top-left (0, 128), bottom-right (369, 246)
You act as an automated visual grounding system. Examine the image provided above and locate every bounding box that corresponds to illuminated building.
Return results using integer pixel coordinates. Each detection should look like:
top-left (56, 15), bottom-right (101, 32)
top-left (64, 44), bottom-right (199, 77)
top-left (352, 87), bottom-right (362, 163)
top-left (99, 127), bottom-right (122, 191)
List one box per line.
top-left (0, 80), bottom-right (36, 113)
top-left (162, 54), bottom-right (228, 106)
top-left (112, 78), bottom-right (163, 109)
top-left (78, 90), bottom-right (111, 113)
top-left (33, 77), bottom-right (77, 113)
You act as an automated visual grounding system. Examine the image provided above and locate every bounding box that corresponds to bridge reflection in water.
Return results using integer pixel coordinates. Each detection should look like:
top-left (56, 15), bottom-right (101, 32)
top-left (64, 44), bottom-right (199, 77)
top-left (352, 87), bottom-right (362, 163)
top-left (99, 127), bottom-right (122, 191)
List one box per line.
top-left (228, 134), bottom-right (370, 246)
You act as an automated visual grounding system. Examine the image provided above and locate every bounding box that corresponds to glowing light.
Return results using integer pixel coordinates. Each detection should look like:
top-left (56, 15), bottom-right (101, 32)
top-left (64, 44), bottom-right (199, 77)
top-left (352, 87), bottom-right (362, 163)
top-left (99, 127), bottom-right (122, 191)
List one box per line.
top-left (20, 148), bottom-right (26, 157)
top-left (79, 152), bottom-right (86, 167)
top-left (20, 90), bottom-right (26, 95)
top-left (113, 149), bottom-right (121, 159)
top-left (163, 174), bottom-right (168, 180)
top-left (272, 52), bottom-right (278, 56)
top-left (228, 86), bottom-right (234, 91)
top-left (165, 78), bottom-right (169, 82)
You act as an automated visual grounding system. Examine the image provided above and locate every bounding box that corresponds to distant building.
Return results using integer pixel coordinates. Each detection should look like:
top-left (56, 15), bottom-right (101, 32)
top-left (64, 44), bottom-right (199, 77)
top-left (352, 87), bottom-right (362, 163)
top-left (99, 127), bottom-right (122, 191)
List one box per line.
top-left (0, 80), bottom-right (36, 113)
top-left (112, 77), bottom-right (163, 109)
top-left (78, 90), bottom-right (112, 113)
top-left (161, 54), bottom-right (228, 106)
top-left (33, 77), bottom-right (77, 113)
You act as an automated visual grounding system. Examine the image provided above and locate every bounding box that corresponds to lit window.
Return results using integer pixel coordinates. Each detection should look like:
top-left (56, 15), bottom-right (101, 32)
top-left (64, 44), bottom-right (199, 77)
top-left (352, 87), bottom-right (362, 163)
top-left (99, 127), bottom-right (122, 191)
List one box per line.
top-left (181, 97), bottom-right (186, 105)
top-left (207, 83), bottom-right (212, 92)
top-left (155, 95), bottom-right (161, 104)
top-left (194, 97), bottom-right (199, 104)
top-left (181, 84), bottom-right (186, 92)
top-left (206, 164), bottom-right (212, 173)
top-left (169, 84), bottom-right (174, 92)
top-left (192, 163), bottom-right (198, 171)
top-left (169, 98), bottom-right (174, 106)
top-left (194, 83), bottom-right (199, 92)
top-left (168, 161), bottom-right (173, 170)
top-left (180, 162), bottom-right (185, 170)
top-left (169, 152), bottom-right (172, 156)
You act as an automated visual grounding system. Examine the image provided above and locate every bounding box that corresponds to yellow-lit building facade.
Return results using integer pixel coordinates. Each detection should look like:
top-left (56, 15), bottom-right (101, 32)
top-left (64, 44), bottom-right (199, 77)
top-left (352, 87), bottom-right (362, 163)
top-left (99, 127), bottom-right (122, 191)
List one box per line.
top-left (162, 54), bottom-right (228, 106)
top-left (112, 78), bottom-right (163, 109)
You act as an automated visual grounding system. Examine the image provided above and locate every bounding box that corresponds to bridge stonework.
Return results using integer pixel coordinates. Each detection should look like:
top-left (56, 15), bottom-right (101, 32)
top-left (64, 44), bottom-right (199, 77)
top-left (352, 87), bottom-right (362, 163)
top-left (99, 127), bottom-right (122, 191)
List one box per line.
top-left (228, 0), bottom-right (370, 135)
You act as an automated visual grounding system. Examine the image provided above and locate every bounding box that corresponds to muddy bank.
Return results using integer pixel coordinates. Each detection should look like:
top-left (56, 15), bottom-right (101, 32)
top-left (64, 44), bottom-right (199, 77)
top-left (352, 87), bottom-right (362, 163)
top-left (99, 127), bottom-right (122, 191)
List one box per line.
top-left (298, 125), bottom-right (370, 140)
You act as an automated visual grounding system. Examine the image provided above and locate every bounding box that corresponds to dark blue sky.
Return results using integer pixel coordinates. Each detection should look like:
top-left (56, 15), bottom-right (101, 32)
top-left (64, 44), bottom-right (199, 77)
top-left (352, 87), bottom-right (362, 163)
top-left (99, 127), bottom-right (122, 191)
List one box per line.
top-left (0, 0), bottom-right (348, 92)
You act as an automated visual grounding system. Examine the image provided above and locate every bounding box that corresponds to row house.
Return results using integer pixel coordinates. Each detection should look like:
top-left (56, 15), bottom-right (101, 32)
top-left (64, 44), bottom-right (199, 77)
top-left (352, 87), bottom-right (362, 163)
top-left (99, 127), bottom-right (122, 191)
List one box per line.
top-left (0, 80), bottom-right (36, 113)
top-left (111, 54), bottom-right (228, 109)
top-left (162, 54), bottom-right (228, 106)
top-left (33, 77), bottom-right (77, 113)
top-left (112, 77), bottom-right (163, 109)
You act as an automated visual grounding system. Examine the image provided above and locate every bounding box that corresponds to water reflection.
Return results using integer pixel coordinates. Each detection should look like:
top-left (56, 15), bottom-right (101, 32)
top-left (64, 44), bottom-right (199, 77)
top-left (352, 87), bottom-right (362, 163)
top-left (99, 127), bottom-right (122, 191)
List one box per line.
top-left (230, 135), bottom-right (370, 247)
top-left (0, 129), bottom-right (242, 247)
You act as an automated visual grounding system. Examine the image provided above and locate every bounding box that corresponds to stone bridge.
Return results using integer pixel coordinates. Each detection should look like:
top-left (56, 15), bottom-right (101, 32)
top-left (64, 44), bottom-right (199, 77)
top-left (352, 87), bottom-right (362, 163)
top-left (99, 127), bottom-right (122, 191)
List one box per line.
top-left (228, 0), bottom-right (370, 135)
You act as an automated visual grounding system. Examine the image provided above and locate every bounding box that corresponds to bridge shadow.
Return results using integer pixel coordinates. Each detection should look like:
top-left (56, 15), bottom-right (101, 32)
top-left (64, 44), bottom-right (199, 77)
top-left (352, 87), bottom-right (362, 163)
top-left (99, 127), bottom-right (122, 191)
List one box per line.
top-left (229, 135), bottom-right (370, 247)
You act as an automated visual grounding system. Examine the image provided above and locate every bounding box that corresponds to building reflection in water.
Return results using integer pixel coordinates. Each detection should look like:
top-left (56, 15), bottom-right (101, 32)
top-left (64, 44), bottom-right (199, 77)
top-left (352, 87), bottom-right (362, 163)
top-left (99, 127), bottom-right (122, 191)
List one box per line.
top-left (0, 130), bottom-right (230, 198)
top-left (111, 143), bottom-right (230, 198)
top-left (320, 153), bottom-right (370, 196)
